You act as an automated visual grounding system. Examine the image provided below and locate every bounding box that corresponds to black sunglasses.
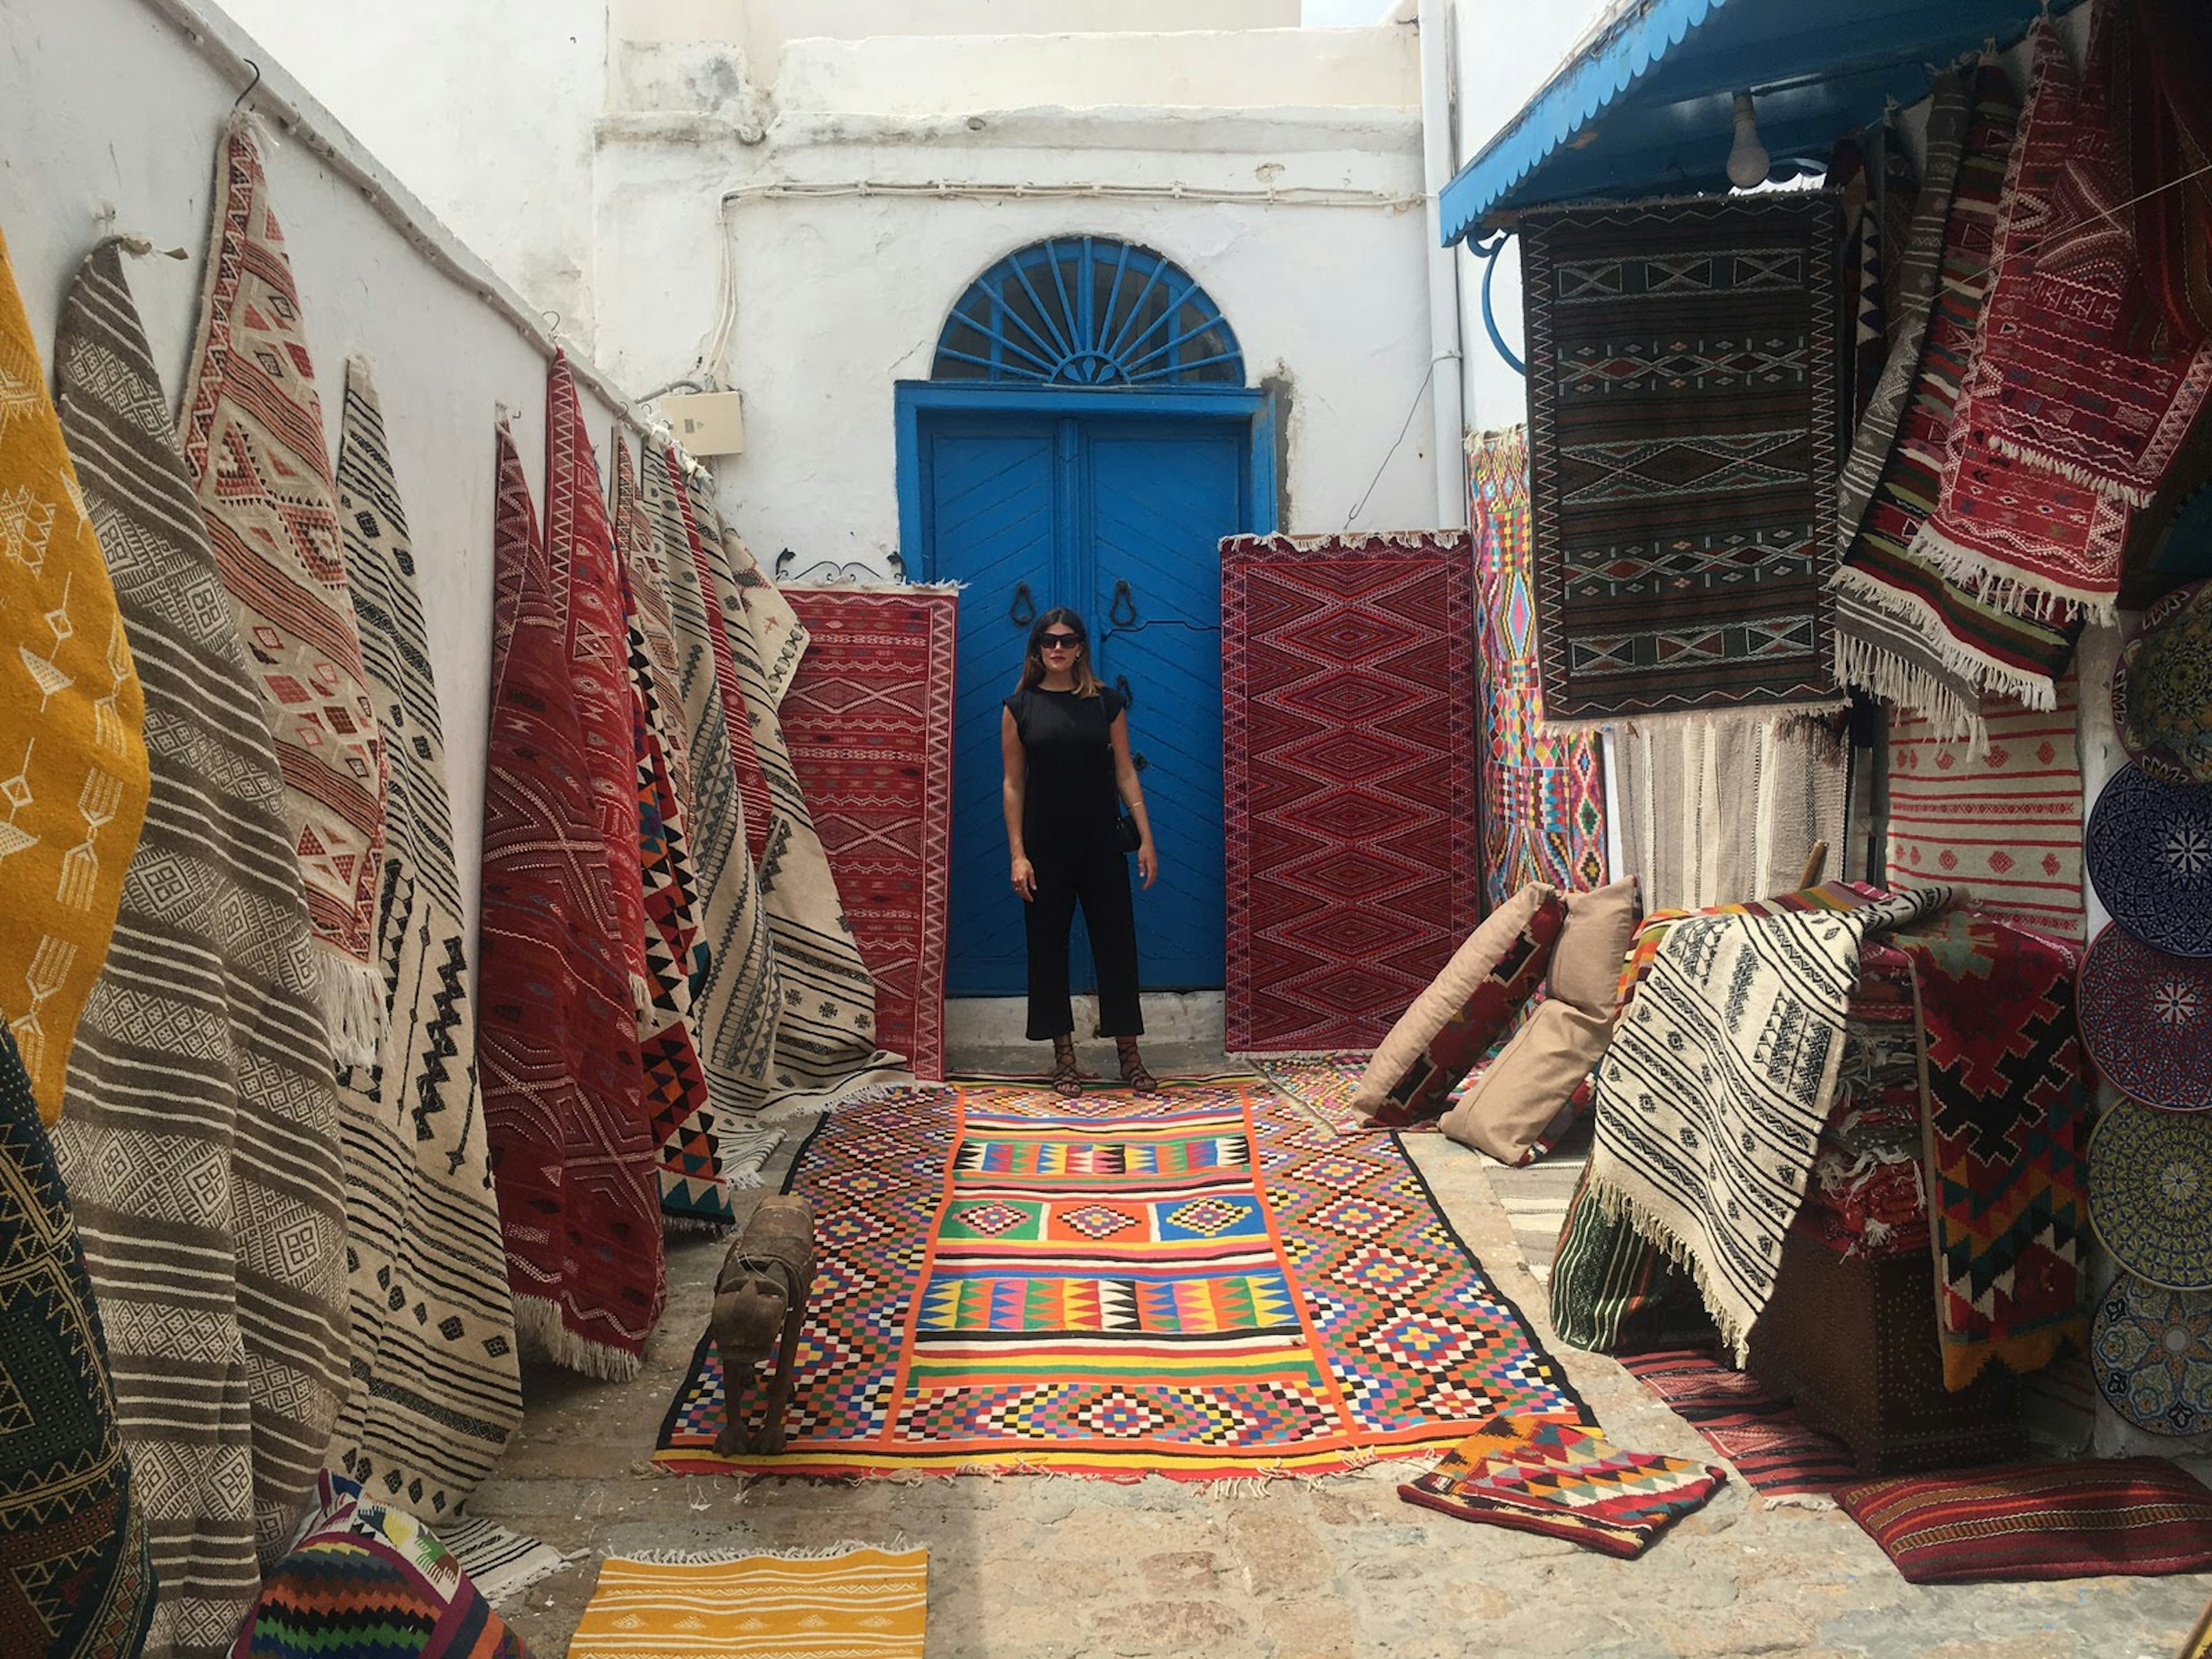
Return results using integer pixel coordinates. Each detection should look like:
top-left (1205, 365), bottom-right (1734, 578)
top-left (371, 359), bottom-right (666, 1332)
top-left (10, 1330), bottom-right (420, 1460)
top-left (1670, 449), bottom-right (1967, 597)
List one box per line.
top-left (1039, 632), bottom-right (1082, 649)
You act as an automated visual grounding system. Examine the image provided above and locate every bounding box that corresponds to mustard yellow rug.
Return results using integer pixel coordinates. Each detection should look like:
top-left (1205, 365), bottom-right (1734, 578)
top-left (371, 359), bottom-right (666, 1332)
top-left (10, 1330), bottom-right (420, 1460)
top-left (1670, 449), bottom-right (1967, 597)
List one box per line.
top-left (570, 1547), bottom-right (926, 1657)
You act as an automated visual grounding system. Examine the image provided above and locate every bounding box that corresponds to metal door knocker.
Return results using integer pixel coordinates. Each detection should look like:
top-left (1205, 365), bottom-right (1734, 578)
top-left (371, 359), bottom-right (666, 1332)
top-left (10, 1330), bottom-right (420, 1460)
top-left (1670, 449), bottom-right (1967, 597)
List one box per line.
top-left (1109, 579), bottom-right (1138, 627)
top-left (1010, 581), bottom-right (1036, 627)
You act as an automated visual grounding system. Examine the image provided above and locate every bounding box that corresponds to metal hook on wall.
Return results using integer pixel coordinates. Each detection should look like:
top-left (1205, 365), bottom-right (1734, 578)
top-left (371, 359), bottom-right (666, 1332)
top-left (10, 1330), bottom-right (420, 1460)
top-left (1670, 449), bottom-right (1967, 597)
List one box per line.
top-left (233, 58), bottom-right (262, 112)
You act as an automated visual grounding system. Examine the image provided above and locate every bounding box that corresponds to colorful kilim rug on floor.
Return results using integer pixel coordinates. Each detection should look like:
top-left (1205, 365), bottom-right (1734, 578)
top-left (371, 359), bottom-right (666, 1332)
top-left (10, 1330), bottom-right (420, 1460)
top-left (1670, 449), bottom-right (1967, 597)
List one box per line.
top-left (1399, 1416), bottom-right (1725, 1558)
top-left (479, 422), bottom-right (661, 1381)
top-left (656, 1077), bottom-right (1587, 1478)
top-left (1219, 533), bottom-right (1480, 1052)
top-left (180, 114), bottom-right (385, 1069)
top-left (782, 586), bottom-right (959, 1083)
top-left (326, 360), bottom-right (521, 1519)
top-left (1469, 429), bottom-right (1606, 903)
top-left (1831, 67), bottom-right (2084, 736)
top-left (1614, 1348), bottom-right (1857, 1508)
top-left (0, 226), bottom-right (149, 1124)
top-left (642, 440), bottom-right (781, 1121)
top-left (569, 1549), bottom-right (926, 1659)
top-left (1911, 20), bottom-right (2166, 625)
top-left (1518, 193), bottom-right (1844, 726)
top-left (1888, 908), bottom-right (2089, 1390)
top-left (0, 1027), bottom-right (156, 1659)
top-left (1884, 680), bottom-right (2086, 946)
top-left (1837, 1459), bottom-right (2212, 1584)
top-left (53, 240), bottom-right (345, 1656)
top-left (1586, 883), bottom-right (1950, 1358)
top-left (610, 437), bottom-right (722, 1233)
top-left (691, 495), bottom-right (895, 1111)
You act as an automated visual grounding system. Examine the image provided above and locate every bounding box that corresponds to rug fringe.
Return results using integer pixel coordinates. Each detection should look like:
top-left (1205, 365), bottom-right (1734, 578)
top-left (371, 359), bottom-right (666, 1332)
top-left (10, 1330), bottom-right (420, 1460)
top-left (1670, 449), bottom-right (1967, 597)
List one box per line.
top-left (1584, 1171), bottom-right (1754, 1366)
top-left (1980, 431), bottom-right (2155, 507)
top-left (613, 1538), bottom-right (914, 1566)
top-left (1541, 699), bottom-right (1850, 740)
top-left (1830, 629), bottom-right (1987, 744)
top-left (1830, 565), bottom-right (2062, 718)
top-left (313, 941), bottom-right (389, 1071)
top-left (1903, 521), bottom-right (2118, 628)
top-left (511, 1293), bottom-right (644, 1382)
top-left (752, 1063), bottom-right (918, 1121)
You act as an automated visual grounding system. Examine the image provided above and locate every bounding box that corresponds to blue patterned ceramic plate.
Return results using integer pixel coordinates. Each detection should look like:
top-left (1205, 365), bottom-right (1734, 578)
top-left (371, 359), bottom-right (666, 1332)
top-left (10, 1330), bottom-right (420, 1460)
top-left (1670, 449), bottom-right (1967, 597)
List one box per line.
top-left (2086, 764), bottom-right (2212, 958)
top-left (2115, 579), bottom-right (2212, 785)
top-left (2087, 1101), bottom-right (2212, 1292)
top-left (2093, 1272), bottom-right (2212, 1436)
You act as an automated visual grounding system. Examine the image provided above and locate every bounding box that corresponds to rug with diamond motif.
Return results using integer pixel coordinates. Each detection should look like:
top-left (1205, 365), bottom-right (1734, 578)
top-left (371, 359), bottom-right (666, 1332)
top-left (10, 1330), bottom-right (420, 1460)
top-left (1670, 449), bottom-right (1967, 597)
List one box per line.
top-left (1219, 534), bottom-right (1481, 1053)
top-left (656, 1077), bottom-right (1587, 1479)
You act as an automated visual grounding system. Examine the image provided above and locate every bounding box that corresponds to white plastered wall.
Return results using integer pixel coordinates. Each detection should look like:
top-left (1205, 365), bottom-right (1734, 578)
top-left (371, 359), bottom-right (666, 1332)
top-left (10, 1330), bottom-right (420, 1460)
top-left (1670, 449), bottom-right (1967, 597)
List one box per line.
top-left (0, 0), bottom-right (635, 964)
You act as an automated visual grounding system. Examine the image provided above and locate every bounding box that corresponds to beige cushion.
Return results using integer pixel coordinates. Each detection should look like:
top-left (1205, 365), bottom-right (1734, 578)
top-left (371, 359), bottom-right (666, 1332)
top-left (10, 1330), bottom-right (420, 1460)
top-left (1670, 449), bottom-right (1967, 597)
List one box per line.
top-left (1547, 878), bottom-right (1643, 1016)
top-left (1352, 882), bottom-right (1562, 1120)
top-left (1439, 999), bottom-right (1617, 1166)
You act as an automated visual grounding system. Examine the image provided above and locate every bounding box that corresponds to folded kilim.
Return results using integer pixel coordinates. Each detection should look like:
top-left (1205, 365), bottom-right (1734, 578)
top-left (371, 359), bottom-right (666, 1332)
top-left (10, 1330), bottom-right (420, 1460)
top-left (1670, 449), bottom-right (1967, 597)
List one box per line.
top-left (658, 1078), bottom-right (1588, 1478)
top-left (0, 1028), bottom-right (156, 1659)
top-left (479, 423), bottom-right (661, 1380)
top-left (1585, 882), bottom-right (1951, 1358)
top-left (782, 585), bottom-right (959, 1082)
top-left (1889, 908), bottom-right (2089, 1391)
top-left (1911, 20), bottom-right (2180, 624)
top-left (1615, 1347), bottom-right (1858, 1507)
top-left (54, 240), bottom-right (346, 1658)
top-left (180, 115), bottom-right (386, 1068)
top-left (1831, 67), bottom-right (2081, 737)
top-left (570, 1550), bottom-right (926, 1659)
top-left (610, 437), bottom-right (723, 1232)
top-left (641, 440), bottom-right (781, 1120)
top-left (0, 225), bottom-right (149, 1124)
top-left (692, 497), bottom-right (895, 1111)
top-left (1520, 193), bottom-right (1843, 725)
top-left (1469, 429), bottom-right (1606, 904)
top-left (325, 361), bottom-right (521, 1518)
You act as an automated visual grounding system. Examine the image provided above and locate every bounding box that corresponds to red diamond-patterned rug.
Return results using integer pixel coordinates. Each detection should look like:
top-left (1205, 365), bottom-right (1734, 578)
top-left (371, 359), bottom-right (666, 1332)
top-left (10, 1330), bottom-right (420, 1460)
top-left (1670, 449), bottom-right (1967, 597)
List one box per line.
top-left (779, 587), bottom-right (958, 1082)
top-left (656, 1077), bottom-right (1588, 1479)
top-left (1219, 534), bottom-right (1480, 1052)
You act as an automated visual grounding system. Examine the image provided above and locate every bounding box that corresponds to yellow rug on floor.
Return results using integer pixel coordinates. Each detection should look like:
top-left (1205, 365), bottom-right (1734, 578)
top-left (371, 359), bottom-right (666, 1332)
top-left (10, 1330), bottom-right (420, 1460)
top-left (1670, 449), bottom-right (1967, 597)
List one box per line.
top-left (569, 1547), bottom-right (926, 1657)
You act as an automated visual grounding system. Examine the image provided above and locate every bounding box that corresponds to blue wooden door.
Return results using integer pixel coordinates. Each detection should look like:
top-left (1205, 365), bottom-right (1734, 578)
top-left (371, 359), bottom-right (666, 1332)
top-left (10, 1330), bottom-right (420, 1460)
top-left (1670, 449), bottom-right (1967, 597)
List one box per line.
top-left (919, 408), bottom-right (1253, 996)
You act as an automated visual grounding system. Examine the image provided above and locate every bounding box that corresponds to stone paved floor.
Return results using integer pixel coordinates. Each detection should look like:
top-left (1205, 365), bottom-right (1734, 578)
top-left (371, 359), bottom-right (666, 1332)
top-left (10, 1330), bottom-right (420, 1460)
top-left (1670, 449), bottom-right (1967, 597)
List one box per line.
top-left (472, 1051), bottom-right (2212, 1658)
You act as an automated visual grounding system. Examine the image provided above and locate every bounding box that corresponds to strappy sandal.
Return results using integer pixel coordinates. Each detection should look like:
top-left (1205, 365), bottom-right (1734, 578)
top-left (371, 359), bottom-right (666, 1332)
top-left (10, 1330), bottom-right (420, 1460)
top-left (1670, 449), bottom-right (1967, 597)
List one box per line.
top-left (1115, 1039), bottom-right (1159, 1095)
top-left (1049, 1036), bottom-right (1084, 1099)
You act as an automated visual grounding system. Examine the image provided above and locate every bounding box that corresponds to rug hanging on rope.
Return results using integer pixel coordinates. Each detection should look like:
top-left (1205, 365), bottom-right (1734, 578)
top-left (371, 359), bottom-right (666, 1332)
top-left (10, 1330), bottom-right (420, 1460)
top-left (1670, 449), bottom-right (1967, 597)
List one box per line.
top-left (782, 585), bottom-right (959, 1083)
top-left (179, 114), bottom-right (386, 1069)
top-left (479, 421), bottom-right (662, 1381)
top-left (609, 436), bottom-right (724, 1229)
top-left (1520, 192), bottom-right (1844, 727)
top-left (689, 491), bottom-right (897, 1111)
top-left (1469, 429), bottom-right (1606, 904)
top-left (0, 223), bottom-right (149, 1124)
top-left (1220, 532), bottom-right (1482, 1052)
top-left (52, 238), bottom-right (333, 1659)
top-left (324, 359), bottom-right (522, 1519)
top-left (640, 441), bottom-right (782, 1123)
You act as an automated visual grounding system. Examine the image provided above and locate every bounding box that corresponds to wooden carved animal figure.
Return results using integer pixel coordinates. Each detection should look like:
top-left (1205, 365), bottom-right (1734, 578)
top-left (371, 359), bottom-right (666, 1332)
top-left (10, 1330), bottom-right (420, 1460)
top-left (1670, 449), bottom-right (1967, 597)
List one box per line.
top-left (711, 1194), bottom-right (816, 1455)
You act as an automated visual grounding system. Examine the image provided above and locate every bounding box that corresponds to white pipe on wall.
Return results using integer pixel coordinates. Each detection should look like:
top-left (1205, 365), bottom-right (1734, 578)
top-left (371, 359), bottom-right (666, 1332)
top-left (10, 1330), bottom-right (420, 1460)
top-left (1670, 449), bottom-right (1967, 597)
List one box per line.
top-left (1415, 0), bottom-right (1468, 528)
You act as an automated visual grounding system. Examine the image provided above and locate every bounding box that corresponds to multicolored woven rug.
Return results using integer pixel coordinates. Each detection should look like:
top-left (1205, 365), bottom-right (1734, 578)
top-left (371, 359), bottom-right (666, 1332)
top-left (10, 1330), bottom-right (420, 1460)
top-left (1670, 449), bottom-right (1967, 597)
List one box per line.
top-left (1468, 429), bottom-right (1605, 903)
top-left (570, 1549), bottom-right (926, 1659)
top-left (657, 1077), bottom-right (1585, 1478)
top-left (1884, 681), bottom-right (2085, 946)
top-left (781, 586), bottom-right (958, 1082)
top-left (1519, 193), bottom-right (1843, 725)
top-left (1614, 1348), bottom-right (1856, 1508)
top-left (1219, 533), bottom-right (1480, 1053)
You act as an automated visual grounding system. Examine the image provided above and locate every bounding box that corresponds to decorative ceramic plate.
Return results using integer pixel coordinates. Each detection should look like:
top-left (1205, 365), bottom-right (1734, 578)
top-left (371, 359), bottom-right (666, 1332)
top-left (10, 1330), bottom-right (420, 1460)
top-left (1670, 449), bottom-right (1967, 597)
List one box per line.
top-left (2085, 764), bottom-right (2212, 958)
top-left (2115, 579), bottom-right (2212, 785)
top-left (2092, 1273), bottom-right (2212, 1437)
top-left (2087, 1101), bottom-right (2212, 1291)
top-left (2079, 925), bottom-right (2212, 1112)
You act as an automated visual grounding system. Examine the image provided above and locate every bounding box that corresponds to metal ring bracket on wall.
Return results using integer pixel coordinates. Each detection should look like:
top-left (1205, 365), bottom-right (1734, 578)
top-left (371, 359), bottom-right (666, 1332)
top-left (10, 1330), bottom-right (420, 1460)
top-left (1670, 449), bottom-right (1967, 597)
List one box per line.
top-left (1109, 580), bottom-right (1138, 627)
top-left (1010, 581), bottom-right (1036, 627)
top-left (1115, 674), bottom-right (1134, 710)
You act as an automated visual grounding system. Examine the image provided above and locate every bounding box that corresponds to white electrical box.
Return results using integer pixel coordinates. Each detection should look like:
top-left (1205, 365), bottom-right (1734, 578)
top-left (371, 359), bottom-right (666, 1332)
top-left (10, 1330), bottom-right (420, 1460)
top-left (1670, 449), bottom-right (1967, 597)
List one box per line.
top-left (660, 389), bottom-right (747, 456)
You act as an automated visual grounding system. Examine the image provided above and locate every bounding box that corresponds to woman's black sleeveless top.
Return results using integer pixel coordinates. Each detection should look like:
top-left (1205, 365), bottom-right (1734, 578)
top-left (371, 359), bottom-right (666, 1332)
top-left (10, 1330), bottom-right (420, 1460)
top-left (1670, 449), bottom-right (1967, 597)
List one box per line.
top-left (1005, 685), bottom-right (1126, 853)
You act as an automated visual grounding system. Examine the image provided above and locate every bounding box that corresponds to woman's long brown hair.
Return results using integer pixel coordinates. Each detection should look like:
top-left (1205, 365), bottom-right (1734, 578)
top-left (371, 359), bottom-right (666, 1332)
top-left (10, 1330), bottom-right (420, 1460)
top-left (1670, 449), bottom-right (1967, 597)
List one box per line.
top-left (1016, 607), bottom-right (1103, 696)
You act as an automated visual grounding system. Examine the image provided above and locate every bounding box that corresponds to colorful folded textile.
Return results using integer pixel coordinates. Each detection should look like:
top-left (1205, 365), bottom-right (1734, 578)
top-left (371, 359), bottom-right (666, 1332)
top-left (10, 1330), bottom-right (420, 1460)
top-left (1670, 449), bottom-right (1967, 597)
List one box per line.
top-left (1546, 1164), bottom-right (1709, 1355)
top-left (1616, 1347), bottom-right (1857, 1508)
top-left (1519, 193), bottom-right (1844, 725)
top-left (328, 360), bottom-right (522, 1514)
top-left (1891, 909), bottom-right (2089, 1389)
top-left (0, 1027), bottom-right (156, 1659)
top-left (0, 221), bottom-right (149, 1122)
top-left (181, 115), bottom-right (385, 1067)
top-left (570, 1549), bottom-right (926, 1659)
top-left (1804, 964), bottom-right (1929, 1262)
top-left (1468, 429), bottom-right (1605, 903)
top-left (1838, 1459), bottom-right (2212, 1584)
top-left (1399, 1416), bottom-right (1725, 1558)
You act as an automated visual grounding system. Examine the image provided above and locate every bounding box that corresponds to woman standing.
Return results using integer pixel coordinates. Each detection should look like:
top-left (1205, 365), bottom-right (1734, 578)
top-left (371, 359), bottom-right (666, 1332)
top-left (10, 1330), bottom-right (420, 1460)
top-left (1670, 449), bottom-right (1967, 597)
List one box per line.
top-left (1002, 608), bottom-right (1159, 1096)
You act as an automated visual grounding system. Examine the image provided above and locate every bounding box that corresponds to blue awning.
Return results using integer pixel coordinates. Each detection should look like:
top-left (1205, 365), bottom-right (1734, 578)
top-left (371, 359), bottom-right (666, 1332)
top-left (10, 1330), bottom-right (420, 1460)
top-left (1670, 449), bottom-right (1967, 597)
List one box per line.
top-left (1440, 0), bottom-right (2087, 244)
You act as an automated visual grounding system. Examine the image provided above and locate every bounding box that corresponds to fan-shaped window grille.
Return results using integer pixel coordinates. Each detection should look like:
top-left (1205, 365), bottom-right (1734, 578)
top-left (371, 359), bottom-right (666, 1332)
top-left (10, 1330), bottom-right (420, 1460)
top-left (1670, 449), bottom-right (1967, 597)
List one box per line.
top-left (933, 237), bottom-right (1244, 388)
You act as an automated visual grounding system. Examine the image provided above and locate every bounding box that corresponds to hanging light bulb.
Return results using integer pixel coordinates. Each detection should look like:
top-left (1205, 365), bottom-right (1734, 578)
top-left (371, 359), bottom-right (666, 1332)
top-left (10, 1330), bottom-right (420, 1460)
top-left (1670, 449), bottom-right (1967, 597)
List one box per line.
top-left (1727, 90), bottom-right (1770, 189)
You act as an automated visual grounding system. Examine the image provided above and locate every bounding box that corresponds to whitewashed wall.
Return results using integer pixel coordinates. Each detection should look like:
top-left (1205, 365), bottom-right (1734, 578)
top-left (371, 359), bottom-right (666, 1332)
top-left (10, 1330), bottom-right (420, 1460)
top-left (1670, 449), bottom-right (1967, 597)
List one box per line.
top-left (1, 0), bottom-right (635, 960)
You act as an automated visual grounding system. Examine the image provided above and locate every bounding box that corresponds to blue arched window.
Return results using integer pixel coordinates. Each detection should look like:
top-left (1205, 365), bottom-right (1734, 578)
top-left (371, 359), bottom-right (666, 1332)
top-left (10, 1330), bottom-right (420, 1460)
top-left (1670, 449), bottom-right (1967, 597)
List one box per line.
top-left (933, 237), bottom-right (1244, 388)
